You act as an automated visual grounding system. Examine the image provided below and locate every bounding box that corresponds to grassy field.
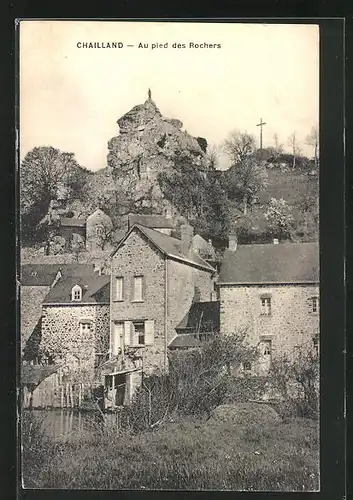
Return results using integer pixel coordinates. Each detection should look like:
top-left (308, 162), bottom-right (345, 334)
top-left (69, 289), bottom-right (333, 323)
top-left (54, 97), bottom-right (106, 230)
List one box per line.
top-left (22, 411), bottom-right (319, 491)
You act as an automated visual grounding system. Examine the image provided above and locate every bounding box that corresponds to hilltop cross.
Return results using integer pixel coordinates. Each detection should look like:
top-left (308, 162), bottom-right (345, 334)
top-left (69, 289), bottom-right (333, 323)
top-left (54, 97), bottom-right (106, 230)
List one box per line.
top-left (256, 118), bottom-right (267, 150)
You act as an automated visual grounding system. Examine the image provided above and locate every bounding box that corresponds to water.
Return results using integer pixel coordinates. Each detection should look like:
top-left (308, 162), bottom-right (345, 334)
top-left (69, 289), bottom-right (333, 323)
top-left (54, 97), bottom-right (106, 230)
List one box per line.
top-left (25, 409), bottom-right (118, 440)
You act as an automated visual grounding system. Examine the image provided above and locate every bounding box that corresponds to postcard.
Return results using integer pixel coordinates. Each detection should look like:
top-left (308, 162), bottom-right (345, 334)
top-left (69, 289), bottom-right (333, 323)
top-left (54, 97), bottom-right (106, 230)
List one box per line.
top-left (19, 20), bottom-right (321, 491)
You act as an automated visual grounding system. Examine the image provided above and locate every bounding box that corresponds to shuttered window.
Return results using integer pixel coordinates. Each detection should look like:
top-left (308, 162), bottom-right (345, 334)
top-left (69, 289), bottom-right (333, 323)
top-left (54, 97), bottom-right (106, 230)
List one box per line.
top-left (133, 276), bottom-right (144, 301)
top-left (112, 322), bottom-right (124, 355)
top-left (122, 320), bottom-right (154, 346)
top-left (115, 277), bottom-right (124, 301)
top-left (124, 321), bottom-right (132, 346)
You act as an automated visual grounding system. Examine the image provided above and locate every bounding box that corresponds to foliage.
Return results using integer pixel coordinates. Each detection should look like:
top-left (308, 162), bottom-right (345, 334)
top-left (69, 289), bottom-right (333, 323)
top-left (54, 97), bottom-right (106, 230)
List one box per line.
top-left (268, 346), bottom-right (319, 419)
top-left (224, 158), bottom-right (268, 215)
top-left (157, 152), bottom-right (230, 239)
top-left (49, 235), bottom-right (66, 255)
top-left (264, 197), bottom-right (294, 239)
top-left (121, 332), bottom-right (259, 432)
top-left (20, 146), bottom-right (89, 246)
top-left (223, 129), bottom-right (257, 163)
top-left (21, 410), bottom-right (319, 490)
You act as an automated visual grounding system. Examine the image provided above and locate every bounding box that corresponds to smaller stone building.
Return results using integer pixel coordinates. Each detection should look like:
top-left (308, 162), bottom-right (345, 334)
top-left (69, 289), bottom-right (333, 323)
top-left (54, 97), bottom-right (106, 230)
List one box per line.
top-left (39, 272), bottom-right (111, 380)
top-left (217, 240), bottom-right (319, 375)
top-left (56, 208), bottom-right (114, 253)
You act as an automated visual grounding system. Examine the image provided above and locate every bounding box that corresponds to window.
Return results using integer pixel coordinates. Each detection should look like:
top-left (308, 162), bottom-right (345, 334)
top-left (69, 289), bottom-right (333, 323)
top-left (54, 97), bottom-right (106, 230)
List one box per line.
top-left (71, 285), bottom-right (82, 301)
top-left (115, 277), bottom-right (124, 301)
top-left (263, 340), bottom-right (272, 355)
top-left (124, 320), bottom-right (154, 347)
top-left (260, 297), bottom-right (271, 316)
top-left (133, 276), bottom-right (144, 301)
top-left (243, 361), bottom-right (252, 371)
top-left (80, 322), bottom-right (91, 335)
top-left (112, 322), bottom-right (124, 355)
top-left (96, 225), bottom-right (104, 236)
top-left (132, 322), bottom-right (145, 345)
top-left (309, 296), bottom-right (319, 314)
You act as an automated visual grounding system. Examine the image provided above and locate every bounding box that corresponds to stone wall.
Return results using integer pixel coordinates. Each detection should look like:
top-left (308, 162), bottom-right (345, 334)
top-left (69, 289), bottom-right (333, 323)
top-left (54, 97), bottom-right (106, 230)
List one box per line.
top-left (110, 229), bottom-right (166, 374)
top-left (167, 259), bottom-right (215, 343)
top-left (219, 284), bottom-right (320, 359)
top-left (41, 304), bottom-right (110, 379)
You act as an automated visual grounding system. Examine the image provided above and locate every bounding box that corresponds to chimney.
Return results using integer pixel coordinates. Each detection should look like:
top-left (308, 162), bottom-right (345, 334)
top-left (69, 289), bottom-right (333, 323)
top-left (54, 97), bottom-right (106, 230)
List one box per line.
top-left (94, 263), bottom-right (102, 275)
top-left (273, 238), bottom-right (279, 245)
top-left (180, 224), bottom-right (194, 255)
top-left (228, 233), bottom-right (238, 252)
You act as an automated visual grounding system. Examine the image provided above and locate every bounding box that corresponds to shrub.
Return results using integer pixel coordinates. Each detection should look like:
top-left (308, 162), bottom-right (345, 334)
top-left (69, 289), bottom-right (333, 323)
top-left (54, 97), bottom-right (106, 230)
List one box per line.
top-left (268, 348), bottom-right (319, 419)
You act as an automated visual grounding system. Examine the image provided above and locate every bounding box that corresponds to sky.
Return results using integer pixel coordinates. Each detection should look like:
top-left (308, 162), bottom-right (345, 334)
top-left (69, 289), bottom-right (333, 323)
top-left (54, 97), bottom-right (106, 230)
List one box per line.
top-left (20, 21), bottom-right (319, 171)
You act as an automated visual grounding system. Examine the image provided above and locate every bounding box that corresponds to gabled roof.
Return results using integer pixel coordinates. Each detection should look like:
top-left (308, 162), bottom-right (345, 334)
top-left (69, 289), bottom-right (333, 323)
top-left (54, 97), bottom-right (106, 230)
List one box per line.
top-left (191, 234), bottom-right (216, 259)
top-left (21, 264), bottom-right (95, 286)
top-left (218, 242), bottom-right (319, 284)
top-left (169, 334), bottom-right (201, 349)
top-left (175, 301), bottom-right (220, 333)
top-left (112, 224), bottom-right (215, 273)
top-left (128, 214), bottom-right (175, 230)
top-left (43, 274), bottom-right (110, 304)
top-left (60, 217), bottom-right (86, 228)
top-left (21, 364), bottom-right (61, 386)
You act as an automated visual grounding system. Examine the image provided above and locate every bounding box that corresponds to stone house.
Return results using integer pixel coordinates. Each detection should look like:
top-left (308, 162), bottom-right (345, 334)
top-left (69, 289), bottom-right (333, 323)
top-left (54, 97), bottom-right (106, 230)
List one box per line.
top-left (37, 272), bottom-right (110, 379)
top-left (56, 208), bottom-right (115, 253)
top-left (20, 263), bottom-right (95, 360)
top-left (101, 222), bottom-right (217, 405)
top-left (217, 237), bottom-right (319, 375)
top-left (57, 217), bottom-right (86, 251)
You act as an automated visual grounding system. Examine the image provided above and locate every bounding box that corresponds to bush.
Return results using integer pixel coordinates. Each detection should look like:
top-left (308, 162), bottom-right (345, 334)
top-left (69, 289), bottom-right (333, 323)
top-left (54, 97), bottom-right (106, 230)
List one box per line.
top-left (119, 333), bottom-right (259, 431)
top-left (268, 348), bottom-right (319, 419)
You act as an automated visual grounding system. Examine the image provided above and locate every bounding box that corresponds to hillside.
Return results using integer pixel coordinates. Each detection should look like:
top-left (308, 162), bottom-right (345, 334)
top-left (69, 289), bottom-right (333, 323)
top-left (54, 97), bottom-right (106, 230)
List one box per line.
top-left (20, 97), bottom-right (318, 255)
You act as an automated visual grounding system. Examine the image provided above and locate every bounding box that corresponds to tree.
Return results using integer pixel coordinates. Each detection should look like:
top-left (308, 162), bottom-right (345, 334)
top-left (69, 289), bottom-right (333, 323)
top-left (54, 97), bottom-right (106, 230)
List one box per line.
top-left (157, 151), bottom-right (230, 239)
top-left (223, 130), bottom-right (256, 164)
top-left (273, 133), bottom-right (284, 159)
top-left (269, 344), bottom-right (319, 418)
top-left (287, 132), bottom-right (301, 170)
top-left (224, 158), bottom-right (268, 215)
top-left (305, 126), bottom-right (319, 169)
top-left (264, 197), bottom-right (294, 240)
top-left (20, 146), bottom-right (88, 245)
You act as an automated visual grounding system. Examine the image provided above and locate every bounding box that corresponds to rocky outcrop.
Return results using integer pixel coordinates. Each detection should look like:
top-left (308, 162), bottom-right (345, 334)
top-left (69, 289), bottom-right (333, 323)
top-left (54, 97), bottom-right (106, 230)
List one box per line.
top-left (107, 95), bottom-right (209, 214)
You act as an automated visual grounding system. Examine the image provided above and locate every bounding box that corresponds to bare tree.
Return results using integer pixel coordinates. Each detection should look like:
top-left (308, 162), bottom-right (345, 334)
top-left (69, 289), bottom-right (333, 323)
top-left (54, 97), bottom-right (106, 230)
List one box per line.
top-left (273, 133), bottom-right (284, 159)
top-left (223, 129), bottom-right (256, 164)
top-left (287, 132), bottom-right (301, 170)
top-left (306, 126), bottom-right (319, 169)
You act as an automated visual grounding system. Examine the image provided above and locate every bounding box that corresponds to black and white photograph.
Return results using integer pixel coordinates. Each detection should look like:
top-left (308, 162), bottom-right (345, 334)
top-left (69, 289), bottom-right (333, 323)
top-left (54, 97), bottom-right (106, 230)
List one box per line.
top-left (19, 20), bottom-right (320, 491)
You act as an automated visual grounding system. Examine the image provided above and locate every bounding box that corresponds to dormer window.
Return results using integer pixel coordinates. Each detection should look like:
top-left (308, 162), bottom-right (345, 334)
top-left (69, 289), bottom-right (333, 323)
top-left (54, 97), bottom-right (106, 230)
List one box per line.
top-left (71, 284), bottom-right (82, 302)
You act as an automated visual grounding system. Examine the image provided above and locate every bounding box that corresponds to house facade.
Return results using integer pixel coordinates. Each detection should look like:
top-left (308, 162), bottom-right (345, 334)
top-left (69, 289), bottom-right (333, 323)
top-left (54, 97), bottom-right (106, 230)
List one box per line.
top-left (217, 238), bottom-right (319, 375)
top-left (102, 222), bottom-right (216, 405)
top-left (39, 273), bottom-right (111, 380)
top-left (55, 208), bottom-right (114, 253)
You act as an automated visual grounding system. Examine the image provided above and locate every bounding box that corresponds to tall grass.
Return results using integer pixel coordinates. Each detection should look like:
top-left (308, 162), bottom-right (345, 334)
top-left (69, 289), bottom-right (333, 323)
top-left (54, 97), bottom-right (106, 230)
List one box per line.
top-left (22, 410), bottom-right (319, 491)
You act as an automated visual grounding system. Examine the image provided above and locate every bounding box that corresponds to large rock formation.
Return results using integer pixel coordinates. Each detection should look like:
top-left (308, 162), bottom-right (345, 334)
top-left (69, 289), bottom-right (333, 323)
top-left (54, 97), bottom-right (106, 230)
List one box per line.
top-left (107, 93), bottom-right (209, 214)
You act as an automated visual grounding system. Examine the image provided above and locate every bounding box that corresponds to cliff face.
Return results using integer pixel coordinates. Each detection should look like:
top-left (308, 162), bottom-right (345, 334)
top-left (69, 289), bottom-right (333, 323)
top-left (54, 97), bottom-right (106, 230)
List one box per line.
top-left (107, 96), bottom-right (209, 214)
